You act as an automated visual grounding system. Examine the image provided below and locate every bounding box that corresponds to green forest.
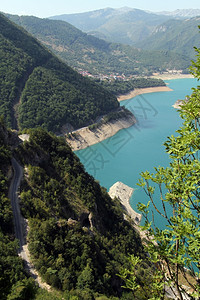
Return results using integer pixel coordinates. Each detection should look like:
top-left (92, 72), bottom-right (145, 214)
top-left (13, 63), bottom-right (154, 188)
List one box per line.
top-left (6, 14), bottom-right (190, 76)
top-left (136, 17), bottom-right (200, 59)
top-left (0, 13), bottom-right (118, 132)
top-left (0, 119), bottom-right (37, 300)
top-left (16, 128), bottom-right (145, 298)
top-left (0, 13), bottom-right (184, 136)
top-left (96, 77), bottom-right (166, 96)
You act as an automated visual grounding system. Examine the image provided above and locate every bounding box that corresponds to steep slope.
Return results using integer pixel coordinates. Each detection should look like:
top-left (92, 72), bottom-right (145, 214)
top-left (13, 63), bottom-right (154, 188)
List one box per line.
top-left (135, 17), bottom-right (200, 59)
top-left (0, 119), bottom-right (37, 300)
top-left (6, 13), bottom-right (190, 76)
top-left (13, 127), bottom-right (144, 298)
top-left (0, 121), bottom-right (147, 298)
top-left (49, 7), bottom-right (170, 45)
top-left (0, 13), bottom-right (118, 131)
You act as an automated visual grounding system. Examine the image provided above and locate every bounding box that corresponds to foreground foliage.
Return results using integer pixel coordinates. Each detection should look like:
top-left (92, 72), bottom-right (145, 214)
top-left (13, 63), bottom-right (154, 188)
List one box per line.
top-left (0, 120), bottom-right (153, 299)
top-left (120, 32), bottom-right (200, 299)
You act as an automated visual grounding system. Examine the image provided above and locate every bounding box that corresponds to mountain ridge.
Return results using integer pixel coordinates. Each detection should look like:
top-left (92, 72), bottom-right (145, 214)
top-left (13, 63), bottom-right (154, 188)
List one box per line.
top-left (157, 8), bottom-right (200, 18)
top-left (6, 13), bottom-right (190, 77)
top-left (0, 13), bottom-right (118, 132)
top-left (135, 17), bottom-right (200, 59)
top-left (49, 7), bottom-right (200, 60)
top-left (49, 7), bottom-right (170, 45)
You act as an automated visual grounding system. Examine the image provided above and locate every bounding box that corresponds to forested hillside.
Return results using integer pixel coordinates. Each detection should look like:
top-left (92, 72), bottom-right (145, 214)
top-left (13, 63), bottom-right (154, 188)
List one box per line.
top-left (0, 13), bottom-right (118, 132)
top-left (0, 122), bottom-right (148, 299)
top-left (96, 77), bottom-right (166, 96)
top-left (135, 17), bottom-right (200, 59)
top-left (48, 7), bottom-right (200, 62)
top-left (6, 14), bottom-right (190, 76)
top-left (0, 119), bottom-right (37, 300)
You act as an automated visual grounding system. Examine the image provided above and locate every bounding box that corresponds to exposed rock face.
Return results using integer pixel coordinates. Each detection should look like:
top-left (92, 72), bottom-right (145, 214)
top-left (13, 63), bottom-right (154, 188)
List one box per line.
top-left (65, 111), bottom-right (136, 151)
top-left (108, 181), bottom-right (142, 225)
top-left (18, 134), bottom-right (30, 142)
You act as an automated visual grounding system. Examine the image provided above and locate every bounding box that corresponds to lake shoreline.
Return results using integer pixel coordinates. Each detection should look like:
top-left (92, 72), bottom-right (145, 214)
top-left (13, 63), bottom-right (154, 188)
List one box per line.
top-left (65, 110), bottom-right (136, 151)
top-left (117, 86), bottom-right (173, 101)
top-left (150, 73), bottom-right (194, 80)
top-left (66, 76), bottom-right (193, 150)
top-left (117, 74), bottom-right (193, 101)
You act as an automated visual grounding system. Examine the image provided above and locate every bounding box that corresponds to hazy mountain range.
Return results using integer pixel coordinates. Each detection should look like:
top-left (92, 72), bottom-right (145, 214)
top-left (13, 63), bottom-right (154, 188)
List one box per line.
top-left (49, 7), bottom-right (170, 45)
top-left (49, 7), bottom-right (200, 52)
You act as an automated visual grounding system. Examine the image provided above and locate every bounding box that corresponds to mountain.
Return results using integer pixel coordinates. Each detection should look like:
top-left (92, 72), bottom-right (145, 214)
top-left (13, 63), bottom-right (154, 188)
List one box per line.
top-left (157, 9), bottom-right (200, 18)
top-left (49, 7), bottom-right (200, 61)
top-left (0, 120), bottom-right (147, 299)
top-left (49, 7), bottom-right (171, 45)
top-left (6, 13), bottom-right (190, 77)
top-left (0, 13), bottom-right (118, 132)
top-left (135, 17), bottom-right (200, 59)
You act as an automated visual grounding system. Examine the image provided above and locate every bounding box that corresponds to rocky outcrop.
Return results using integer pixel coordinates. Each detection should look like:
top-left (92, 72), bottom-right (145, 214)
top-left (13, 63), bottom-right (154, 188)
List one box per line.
top-left (18, 134), bottom-right (30, 142)
top-left (173, 96), bottom-right (189, 109)
top-left (65, 109), bottom-right (136, 151)
top-left (108, 181), bottom-right (142, 225)
top-left (172, 99), bottom-right (184, 109)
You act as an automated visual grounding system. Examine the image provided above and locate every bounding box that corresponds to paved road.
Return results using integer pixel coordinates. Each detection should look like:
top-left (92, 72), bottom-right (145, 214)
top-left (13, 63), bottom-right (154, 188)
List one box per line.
top-left (9, 158), bottom-right (51, 290)
top-left (9, 158), bottom-right (24, 251)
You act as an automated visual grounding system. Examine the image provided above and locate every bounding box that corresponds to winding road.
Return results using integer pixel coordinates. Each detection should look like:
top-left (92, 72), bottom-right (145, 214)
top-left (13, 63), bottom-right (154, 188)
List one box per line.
top-left (9, 158), bottom-right (24, 251)
top-left (9, 158), bottom-right (51, 290)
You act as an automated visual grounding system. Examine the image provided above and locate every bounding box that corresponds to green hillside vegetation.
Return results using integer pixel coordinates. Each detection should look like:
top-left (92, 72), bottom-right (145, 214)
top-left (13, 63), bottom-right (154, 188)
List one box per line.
top-left (0, 119), bottom-right (37, 300)
top-left (48, 8), bottom-right (200, 63)
top-left (0, 120), bottom-right (156, 299)
top-left (6, 14), bottom-right (190, 76)
top-left (13, 128), bottom-right (147, 299)
top-left (0, 13), bottom-right (118, 131)
top-left (135, 17), bottom-right (200, 59)
top-left (96, 78), bottom-right (166, 96)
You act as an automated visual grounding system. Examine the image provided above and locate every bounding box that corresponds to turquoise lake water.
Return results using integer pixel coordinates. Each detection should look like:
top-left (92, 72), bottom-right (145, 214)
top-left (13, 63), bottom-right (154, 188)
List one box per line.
top-left (76, 78), bottom-right (198, 227)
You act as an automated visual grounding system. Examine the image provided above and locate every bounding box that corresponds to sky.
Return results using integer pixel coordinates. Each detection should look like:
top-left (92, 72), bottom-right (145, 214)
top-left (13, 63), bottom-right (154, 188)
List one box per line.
top-left (1, 0), bottom-right (200, 18)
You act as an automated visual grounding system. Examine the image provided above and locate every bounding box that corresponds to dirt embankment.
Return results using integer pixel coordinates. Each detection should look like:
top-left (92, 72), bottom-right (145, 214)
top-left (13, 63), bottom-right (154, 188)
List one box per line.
top-left (65, 110), bottom-right (136, 151)
top-left (117, 86), bottom-right (173, 101)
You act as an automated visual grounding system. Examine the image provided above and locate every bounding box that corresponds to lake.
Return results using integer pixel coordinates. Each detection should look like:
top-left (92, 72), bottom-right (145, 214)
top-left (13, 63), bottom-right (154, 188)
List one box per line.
top-left (76, 78), bottom-right (197, 226)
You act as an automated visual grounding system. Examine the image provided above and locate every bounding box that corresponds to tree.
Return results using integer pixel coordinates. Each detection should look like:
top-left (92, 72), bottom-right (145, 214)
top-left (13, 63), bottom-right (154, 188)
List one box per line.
top-left (76, 263), bottom-right (95, 291)
top-left (120, 36), bottom-right (200, 299)
top-left (7, 278), bottom-right (36, 300)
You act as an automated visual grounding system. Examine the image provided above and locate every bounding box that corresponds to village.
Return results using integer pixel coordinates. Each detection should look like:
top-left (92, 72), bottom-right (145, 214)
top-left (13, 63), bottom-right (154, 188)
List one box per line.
top-left (77, 68), bottom-right (189, 81)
